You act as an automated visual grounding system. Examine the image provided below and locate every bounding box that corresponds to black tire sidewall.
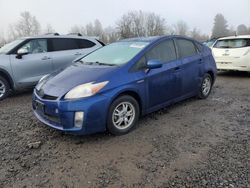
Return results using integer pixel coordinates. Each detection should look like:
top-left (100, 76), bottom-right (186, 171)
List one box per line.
top-left (107, 95), bottom-right (139, 135)
top-left (0, 76), bottom-right (10, 101)
top-left (198, 73), bottom-right (212, 99)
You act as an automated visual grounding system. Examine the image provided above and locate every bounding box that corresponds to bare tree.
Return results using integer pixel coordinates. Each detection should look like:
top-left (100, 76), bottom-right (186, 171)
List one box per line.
top-left (0, 31), bottom-right (6, 47)
top-left (69, 25), bottom-right (86, 35)
top-left (174, 21), bottom-right (189, 36)
top-left (189, 28), bottom-right (209, 41)
top-left (228, 26), bottom-right (236, 36)
top-left (117, 10), bottom-right (166, 38)
top-left (237, 24), bottom-right (248, 35)
top-left (85, 23), bottom-right (95, 36)
top-left (44, 24), bottom-right (55, 34)
top-left (9, 11), bottom-right (41, 39)
top-left (93, 19), bottom-right (103, 37)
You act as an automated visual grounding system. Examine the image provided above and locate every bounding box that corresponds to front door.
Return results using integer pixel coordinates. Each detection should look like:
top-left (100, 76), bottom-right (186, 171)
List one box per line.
top-left (10, 39), bottom-right (53, 88)
top-left (144, 39), bottom-right (181, 109)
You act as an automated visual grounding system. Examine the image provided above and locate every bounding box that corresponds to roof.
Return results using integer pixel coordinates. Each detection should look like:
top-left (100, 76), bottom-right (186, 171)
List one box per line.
top-left (218, 35), bottom-right (250, 40)
top-left (21, 34), bottom-right (98, 41)
top-left (119, 36), bottom-right (162, 43)
top-left (119, 35), bottom-right (199, 43)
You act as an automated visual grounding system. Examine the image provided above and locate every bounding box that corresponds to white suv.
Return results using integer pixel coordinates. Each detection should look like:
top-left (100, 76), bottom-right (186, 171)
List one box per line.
top-left (212, 35), bottom-right (250, 72)
top-left (0, 33), bottom-right (104, 100)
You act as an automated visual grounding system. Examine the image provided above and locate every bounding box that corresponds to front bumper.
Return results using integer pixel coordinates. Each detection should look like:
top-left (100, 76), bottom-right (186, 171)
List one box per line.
top-left (32, 90), bottom-right (110, 135)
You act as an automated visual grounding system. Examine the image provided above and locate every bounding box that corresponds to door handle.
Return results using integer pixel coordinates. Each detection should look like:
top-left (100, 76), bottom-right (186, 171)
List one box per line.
top-left (41, 56), bottom-right (51, 60)
top-left (74, 52), bottom-right (82, 56)
top-left (198, 58), bottom-right (204, 64)
top-left (174, 67), bottom-right (180, 71)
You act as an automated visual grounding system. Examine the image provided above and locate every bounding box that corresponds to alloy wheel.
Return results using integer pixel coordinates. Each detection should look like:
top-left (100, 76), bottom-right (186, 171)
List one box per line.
top-left (202, 77), bottom-right (211, 96)
top-left (112, 102), bottom-right (135, 130)
top-left (0, 80), bottom-right (6, 98)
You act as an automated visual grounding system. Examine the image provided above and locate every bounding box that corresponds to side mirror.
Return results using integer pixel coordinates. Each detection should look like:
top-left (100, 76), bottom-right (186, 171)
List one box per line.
top-left (16, 48), bottom-right (29, 59)
top-left (146, 59), bottom-right (162, 69)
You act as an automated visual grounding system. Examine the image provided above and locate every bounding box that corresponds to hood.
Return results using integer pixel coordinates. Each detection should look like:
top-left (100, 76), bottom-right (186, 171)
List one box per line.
top-left (40, 63), bottom-right (119, 97)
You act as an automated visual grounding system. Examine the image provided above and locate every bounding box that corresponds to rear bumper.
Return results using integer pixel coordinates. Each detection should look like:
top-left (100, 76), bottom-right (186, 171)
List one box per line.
top-left (32, 90), bottom-right (110, 135)
top-left (216, 60), bottom-right (250, 72)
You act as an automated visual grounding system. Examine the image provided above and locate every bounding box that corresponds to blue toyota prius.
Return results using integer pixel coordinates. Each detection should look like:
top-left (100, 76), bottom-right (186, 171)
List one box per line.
top-left (32, 35), bottom-right (217, 135)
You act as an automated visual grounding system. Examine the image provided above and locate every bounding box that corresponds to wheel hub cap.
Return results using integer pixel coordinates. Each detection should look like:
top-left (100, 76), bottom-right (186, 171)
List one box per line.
top-left (112, 102), bottom-right (135, 130)
top-left (0, 80), bottom-right (6, 98)
top-left (202, 77), bottom-right (211, 96)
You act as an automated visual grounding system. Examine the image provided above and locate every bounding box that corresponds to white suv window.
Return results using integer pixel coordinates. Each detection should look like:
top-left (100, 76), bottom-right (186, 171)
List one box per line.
top-left (19, 39), bottom-right (48, 54)
top-left (214, 39), bottom-right (250, 48)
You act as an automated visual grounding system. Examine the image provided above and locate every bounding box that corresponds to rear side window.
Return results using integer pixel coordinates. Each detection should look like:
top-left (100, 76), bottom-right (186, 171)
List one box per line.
top-left (77, 39), bottom-right (96, 49)
top-left (176, 39), bottom-right (197, 58)
top-left (146, 40), bottom-right (177, 62)
top-left (51, 38), bottom-right (79, 51)
top-left (214, 39), bottom-right (250, 49)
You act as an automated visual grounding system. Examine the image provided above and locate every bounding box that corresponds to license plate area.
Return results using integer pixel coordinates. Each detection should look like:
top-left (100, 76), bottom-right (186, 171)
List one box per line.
top-left (219, 62), bottom-right (232, 65)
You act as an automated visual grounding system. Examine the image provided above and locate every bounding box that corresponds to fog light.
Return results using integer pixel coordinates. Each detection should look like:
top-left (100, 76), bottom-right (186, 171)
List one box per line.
top-left (74, 112), bottom-right (84, 128)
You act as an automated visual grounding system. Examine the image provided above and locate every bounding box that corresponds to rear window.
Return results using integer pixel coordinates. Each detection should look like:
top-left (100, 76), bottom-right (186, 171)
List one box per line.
top-left (214, 39), bottom-right (250, 49)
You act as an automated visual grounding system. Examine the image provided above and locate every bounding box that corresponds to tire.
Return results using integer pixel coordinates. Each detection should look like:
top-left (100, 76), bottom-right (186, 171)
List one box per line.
top-left (198, 73), bottom-right (212, 99)
top-left (107, 95), bottom-right (140, 135)
top-left (0, 76), bottom-right (10, 101)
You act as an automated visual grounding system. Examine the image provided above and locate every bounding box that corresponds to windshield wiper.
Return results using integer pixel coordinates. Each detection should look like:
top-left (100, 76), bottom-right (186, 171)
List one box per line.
top-left (78, 60), bottom-right (116, 66)
top-left (95, 62), bottom-right (116, 66)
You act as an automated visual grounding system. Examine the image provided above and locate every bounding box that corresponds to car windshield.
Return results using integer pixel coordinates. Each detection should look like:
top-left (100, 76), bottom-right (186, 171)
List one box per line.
top-left (80, 41), bottom-right (149, 66)
top-left (0, 39), bottom-right (25, 54)
top-left (214, 39), bottom-right (250, 49)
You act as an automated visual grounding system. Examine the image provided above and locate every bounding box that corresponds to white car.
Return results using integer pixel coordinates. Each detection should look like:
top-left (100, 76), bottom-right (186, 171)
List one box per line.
top-left (212, 35), bottom-right (250, 72)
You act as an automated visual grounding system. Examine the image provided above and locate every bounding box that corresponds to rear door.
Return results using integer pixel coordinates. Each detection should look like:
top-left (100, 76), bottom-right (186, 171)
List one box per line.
top-left (49, 38), bottom-right (80, 71)
top-left (175, 38), bottom-right (202, 96)
top-left (10, 38), bottom-right (53, 87)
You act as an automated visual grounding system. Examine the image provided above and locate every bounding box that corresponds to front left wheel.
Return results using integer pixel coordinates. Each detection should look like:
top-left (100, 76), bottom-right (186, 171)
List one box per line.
top-left (0, 76), bottom-right (10, 101)
top-left (107, 95), bottom-right (139, 135)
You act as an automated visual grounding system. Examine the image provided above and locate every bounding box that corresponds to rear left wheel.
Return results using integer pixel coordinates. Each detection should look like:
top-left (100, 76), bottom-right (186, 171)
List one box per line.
top-left (198, 73), bottom-right (212, 99)
top-left (107, 95), bottom-right (139, 135)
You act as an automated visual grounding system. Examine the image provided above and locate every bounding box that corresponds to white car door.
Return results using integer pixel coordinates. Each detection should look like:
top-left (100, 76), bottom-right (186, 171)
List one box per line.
top-left (10, 39), bottom-right (53, 88)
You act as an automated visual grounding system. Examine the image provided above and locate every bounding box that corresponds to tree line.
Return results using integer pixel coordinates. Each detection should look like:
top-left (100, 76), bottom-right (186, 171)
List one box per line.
top-left (1, 11), bottom-right (250, 47)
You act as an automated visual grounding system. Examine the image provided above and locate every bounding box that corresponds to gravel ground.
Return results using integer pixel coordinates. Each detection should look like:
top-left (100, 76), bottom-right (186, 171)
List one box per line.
top-left (0, 71), bottom-right (249, 188)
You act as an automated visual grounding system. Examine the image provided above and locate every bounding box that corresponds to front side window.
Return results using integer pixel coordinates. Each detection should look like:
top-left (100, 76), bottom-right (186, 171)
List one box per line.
top-left (80, 41), bottom-right (149, 66)
top-left (146, 40), bottom-right (177, 62)
top-left (19, 39), bottom-right (48, 54)
top-left (176, 39), bottom-right (197, 58)
top-left (51, 38), bottom-right (79, 51)
top-left (214, 39), bottom-right (250, 49)
top-left (0, 39), bottom-right (25, 54)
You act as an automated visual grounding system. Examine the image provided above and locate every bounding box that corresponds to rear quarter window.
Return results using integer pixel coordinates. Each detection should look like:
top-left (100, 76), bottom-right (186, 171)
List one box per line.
top-left (77, 39), bottom-right (96, 49)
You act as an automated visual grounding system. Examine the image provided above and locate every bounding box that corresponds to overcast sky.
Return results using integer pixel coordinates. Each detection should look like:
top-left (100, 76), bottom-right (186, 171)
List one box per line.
top-left (0, 0), bottom-right (250, 36)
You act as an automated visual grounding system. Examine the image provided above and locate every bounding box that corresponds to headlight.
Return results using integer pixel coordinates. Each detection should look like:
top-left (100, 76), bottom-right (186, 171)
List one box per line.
top-left (36, 74), bottom-right (49, 91)
top-left (64, 81), bottom-right (109, 100)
